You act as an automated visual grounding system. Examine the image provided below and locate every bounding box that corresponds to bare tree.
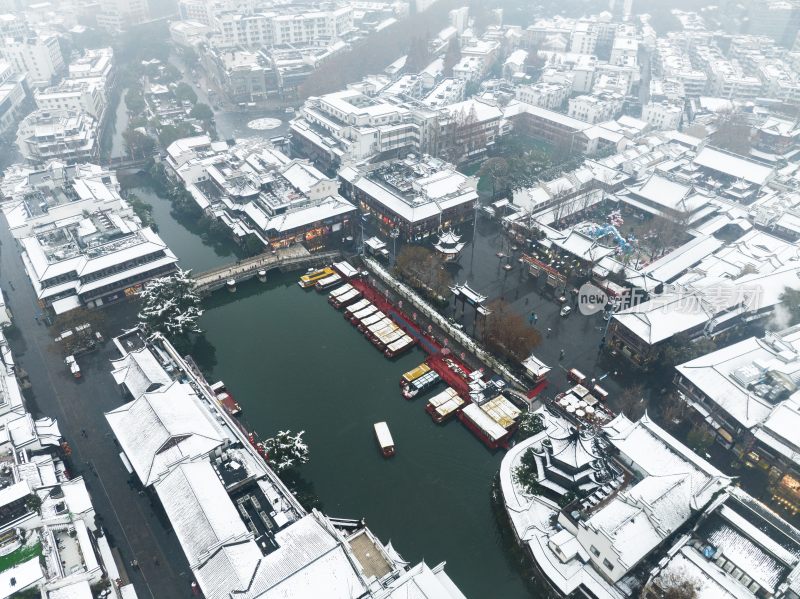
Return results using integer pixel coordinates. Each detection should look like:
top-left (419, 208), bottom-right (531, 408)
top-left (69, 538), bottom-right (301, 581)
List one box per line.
top-left (616, 383), bottom-right (646, 420)
top-left (395, 245), bottom-right (452, 299)
top-left (659, 390), bottom-right (688, 431)
top-left (711, 110), bottom-right (753, 155)
top-left (484, 299), bottom-right (542, 362)
top-left (478, 157), bottom-right (510, 199)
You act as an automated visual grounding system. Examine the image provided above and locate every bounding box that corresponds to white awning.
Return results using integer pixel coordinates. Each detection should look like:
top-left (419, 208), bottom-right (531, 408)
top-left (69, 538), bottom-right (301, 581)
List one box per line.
top-left (51, 295), bottom-right (82, 314)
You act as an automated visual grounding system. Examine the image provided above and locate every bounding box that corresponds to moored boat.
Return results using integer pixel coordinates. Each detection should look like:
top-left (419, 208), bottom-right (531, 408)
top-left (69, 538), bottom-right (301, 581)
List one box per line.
top-left (350, 304), bottom-right (378, 323)
top-left (330, 287), bottom-right (361, 309)
top-left (373, 421), bottom-right (395, 457)
top-left (426, 387), bottom-right (464, 423)
top-left (210, 380), bottom-right (242, 416)
top-left (402, 369), bottom-right (440, 399)
top-left (479, 395), bottom-right (520, 429)
top-left (344, 298), bottom-right (371, 319)
top-left (328, 283), bottom-right (353, 306)
top-left (400, 363), bottom-right (431, 387)
top-left (315, 273), bottom-right (342, 291)
top-left (299, 267), bottom-right (335, 288)
top-left (384, 335), bottom-right (414, 358)
top-left (358, 312), bottom-right (386, 331)
top-left (458, 403), bottom-right (512, 450)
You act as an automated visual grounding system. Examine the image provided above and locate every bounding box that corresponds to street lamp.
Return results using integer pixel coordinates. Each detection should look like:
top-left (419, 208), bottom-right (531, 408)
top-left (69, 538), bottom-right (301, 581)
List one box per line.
top-left (390, 228), bottom-right (400, 266)
top-left (359, 213), bottom-right (369, 256)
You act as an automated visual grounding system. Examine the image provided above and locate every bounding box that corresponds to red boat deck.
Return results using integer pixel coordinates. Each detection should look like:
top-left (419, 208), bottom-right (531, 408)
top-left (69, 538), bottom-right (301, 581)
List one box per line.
top-left (348, 277), bottom-right (540, 450)
top-left (217, 391), bottom-right (241, 416)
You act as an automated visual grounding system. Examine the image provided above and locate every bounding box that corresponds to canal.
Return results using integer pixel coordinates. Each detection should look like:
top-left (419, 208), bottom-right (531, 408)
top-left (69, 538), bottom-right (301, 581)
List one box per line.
top-left (120, 179), bottom-right (542, 598)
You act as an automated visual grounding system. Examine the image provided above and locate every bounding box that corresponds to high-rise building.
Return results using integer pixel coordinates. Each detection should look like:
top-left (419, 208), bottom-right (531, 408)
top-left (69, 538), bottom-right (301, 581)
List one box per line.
top-left (0, 33), bottom-right (64, 88)
top-left (96, 0), bottom-right (150, 32)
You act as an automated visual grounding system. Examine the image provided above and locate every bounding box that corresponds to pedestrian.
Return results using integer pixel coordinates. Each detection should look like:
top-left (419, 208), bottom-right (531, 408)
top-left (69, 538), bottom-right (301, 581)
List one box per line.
top-left (81, 429), bottom-right (87, 438)
top-left (546, 327), bottom-right (552, 337)
top-left (559, 349), bottom-right (565, 360)
top-left (153, 556), bottom-right (160, 567)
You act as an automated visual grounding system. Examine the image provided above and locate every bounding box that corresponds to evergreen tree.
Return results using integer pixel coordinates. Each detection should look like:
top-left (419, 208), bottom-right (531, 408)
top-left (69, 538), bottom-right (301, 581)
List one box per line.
top-left (138, 268), bottom-right (203, 337)
top-left (265, 430), bottom-right (310, 472)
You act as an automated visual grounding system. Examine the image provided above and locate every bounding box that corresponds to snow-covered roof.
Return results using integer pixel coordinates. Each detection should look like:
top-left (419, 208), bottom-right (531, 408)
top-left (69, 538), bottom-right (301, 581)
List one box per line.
top-left (549, 427), bottom-right (601, 471)
top-left (676, 327), bottom-right (800, 430)
top-left (281, 162), bottom-right (325, 194)
top-left (586, 474), bottom-right (693, 570)
top-left (603, 414), bottom-right (730, 504)
top-left (0, 558), bottom-right (43, 597)
top-left (110, 347), bottom-right (172, 399)
top-left (265, 196), bottom-right (356, 234)
top-left (105, 382), bottom-right (225, 486)
top-left (61, 477), bottom-right (94, 517)
top-left (693, 147), bottom-right (774, 186)
top-left (626, 174), bottom-right (710, 214)
top-left (154, 460), bottom-right (251, 568)
top-left (626, 235), bottom-right (724, 290)
top-left (381, 561), bottom-right (468, 598)
top-left (650, 545), bottom-right (755, 599)
top-left (196, 511), bottom-right (370, 599)
top-left (613, 263), bottom-right (800, 345)
top-left (48, 579), bottom-right (93, 599)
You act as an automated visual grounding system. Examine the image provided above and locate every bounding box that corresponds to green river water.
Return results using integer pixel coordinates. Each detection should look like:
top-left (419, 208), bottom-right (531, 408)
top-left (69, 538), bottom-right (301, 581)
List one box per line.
top-left (122, 177), bottom-right (544, 598)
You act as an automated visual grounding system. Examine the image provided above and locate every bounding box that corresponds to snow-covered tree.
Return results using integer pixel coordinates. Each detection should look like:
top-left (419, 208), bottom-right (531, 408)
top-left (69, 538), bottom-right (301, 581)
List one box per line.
top-left (264, 430), bottom-right (309, 472)
top-left (137, 268), bottom-right (203, 337)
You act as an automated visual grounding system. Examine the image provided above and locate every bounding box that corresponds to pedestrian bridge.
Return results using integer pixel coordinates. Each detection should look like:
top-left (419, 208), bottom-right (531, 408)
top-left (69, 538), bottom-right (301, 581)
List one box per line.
top-left (192, 246), bottom-right (340, 294)
top-left (99, 156), bottom-right (153, 173)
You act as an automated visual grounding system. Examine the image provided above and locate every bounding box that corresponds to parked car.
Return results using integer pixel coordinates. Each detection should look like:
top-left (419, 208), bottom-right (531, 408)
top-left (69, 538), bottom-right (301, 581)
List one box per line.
top-left (560, 305), bottom-right (572, 317)
top-left (64, 355), bottom-right (81, 379)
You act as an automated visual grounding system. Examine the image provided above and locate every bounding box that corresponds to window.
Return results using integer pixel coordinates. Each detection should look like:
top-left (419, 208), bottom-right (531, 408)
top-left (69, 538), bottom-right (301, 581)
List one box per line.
top-left (590, 546), bottom-right (600, 557)
top-left (603, 558), bottom-right (614, 570)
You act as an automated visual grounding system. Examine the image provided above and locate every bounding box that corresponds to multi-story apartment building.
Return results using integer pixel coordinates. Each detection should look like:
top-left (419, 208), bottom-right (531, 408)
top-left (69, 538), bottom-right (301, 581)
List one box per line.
top-left (642, 100), bottom-right (683, 130)
top-left (0, 33), bottom-right (64, 88)
top-left (290, 89), bottom-right (432, 172)
top-left (654, 38), bottom-right (708, 97)
top-left (515, 81), bottom-right (570, 110)
top-left (15, 109), bottom-right (99, 165)
top-left (34, 80), bottom-right (106, 120)
top-left (96, 0), bottom-right (150, 32)
top-left (568, 92), bottom-right (624, 124)
top-left (0, 59), bottom-right (28, 136)
top-left (67, 47), bottom-right (114, 88)
top-left (178, 0), bottom-right (212, 25)
top-left (213, 6), bottom-right (353, 49)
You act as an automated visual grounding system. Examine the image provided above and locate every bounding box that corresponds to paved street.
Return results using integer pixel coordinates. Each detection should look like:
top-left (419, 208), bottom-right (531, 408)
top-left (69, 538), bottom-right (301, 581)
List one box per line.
top-left (439, 218), bottom-right (638, 410)
top-left (0, 216), bottom-right (194, 598)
